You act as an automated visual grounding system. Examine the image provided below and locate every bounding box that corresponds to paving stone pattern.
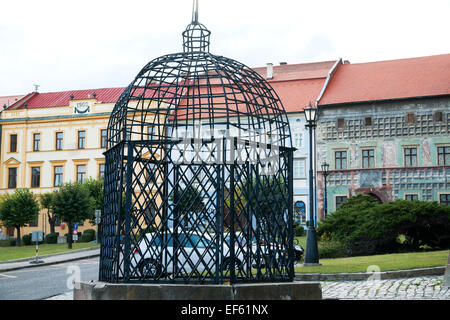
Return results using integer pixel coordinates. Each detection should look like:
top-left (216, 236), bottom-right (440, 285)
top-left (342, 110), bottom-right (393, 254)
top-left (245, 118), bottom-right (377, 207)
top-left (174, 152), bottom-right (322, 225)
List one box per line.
top-left (46, 276), bottom-right (450, 300)
top-left (321, 276), bottom-right (450, 300)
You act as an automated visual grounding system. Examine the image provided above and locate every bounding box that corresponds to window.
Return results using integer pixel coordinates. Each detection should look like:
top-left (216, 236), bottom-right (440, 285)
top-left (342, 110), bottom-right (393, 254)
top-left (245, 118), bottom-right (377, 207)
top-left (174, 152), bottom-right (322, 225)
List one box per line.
top-left (10, 134), bottom-right (17, 152)
top-left (335, 196), bottom-right (347, 209)
top-left (406, 113), bottom-right (415, 124)
top-left (8, 168), bottom-right (17, 188)
top-left (434, 111), bottom-right (443, 122)
top-left (405, 194), bottom-right (419, 201)
top-left (100, 129), bottom-right (107, 148)
top-left (364, 117), bottom-right (372, 126)
top-left (99, 163), bottom-right (105, 179)
top-left (33, 133), bottom-right (40, 151)
top-left (78, 131), bottom-right (86, 149)
top-left (31, 167), bottom-right (40, 188)
top-left (335, 151), bottom-right (347, 170)
top-left (437, 146), bottom-right (450, 165)
top-left (293, 159), bottom-right (306, 178)
top-left (55, 132), bottom-right (63, 150)
top-left (293, 132), bottom-right (303, 148)
top-left (54, 166), bottom-right (63, 187)
top-left (439, 194), bottom-right (450, 206)
top-left (77, 165), bottom-right (86, 183)
top-left (337, 118), bottom-right (345, 129)
top-left (362, 149), bottom-right (375, 168)
top-left (404, 147), bottom-right (417, 167)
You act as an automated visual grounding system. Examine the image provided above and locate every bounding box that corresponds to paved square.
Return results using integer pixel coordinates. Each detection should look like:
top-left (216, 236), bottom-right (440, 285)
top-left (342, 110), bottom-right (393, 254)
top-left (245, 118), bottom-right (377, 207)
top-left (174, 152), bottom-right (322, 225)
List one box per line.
top-left (46, 276), bottom-right (450, 300)
top-left (321, 276), bottom-right (450, 300)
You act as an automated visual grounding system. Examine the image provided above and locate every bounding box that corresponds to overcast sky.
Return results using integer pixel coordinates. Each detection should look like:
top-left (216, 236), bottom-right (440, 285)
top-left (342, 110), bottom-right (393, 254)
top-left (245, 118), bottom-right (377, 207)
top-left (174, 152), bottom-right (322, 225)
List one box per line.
top-left (1, 0), bottom-right (449, 96)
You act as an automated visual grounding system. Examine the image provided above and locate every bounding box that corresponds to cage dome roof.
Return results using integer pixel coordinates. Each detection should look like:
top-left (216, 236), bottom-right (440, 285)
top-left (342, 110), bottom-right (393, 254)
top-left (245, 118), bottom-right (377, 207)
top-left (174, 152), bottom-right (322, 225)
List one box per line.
top-left (107, 20), bottom-right (292, 150)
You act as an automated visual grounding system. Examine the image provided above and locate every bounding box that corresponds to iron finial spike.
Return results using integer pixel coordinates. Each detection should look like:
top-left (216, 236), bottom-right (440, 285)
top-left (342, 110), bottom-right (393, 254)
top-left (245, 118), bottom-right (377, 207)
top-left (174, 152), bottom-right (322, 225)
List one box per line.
top-left (192, 0), bottom-right (199, 23)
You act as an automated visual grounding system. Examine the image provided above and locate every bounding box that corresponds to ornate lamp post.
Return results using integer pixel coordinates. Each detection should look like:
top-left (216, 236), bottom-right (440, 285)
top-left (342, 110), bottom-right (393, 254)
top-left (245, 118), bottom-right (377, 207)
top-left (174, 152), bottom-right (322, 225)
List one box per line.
top-left (303, 104), bottom-right (320, 265)
top-left (321, 161), bottom-right (329, 219)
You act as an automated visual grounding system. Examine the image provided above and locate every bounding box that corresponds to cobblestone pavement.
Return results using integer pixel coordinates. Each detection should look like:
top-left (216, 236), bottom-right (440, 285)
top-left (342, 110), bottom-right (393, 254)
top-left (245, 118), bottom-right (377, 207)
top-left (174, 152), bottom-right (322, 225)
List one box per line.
top-left (321, 276), bottom-right (450, 300)
top-left (45, 276), bottom-right (450, 300)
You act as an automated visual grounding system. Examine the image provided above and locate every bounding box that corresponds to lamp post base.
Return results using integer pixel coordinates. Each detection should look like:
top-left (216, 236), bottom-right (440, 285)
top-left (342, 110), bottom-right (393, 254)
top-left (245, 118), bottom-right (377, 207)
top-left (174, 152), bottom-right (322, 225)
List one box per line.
top-left (304, 227), bottom-right (320, 265)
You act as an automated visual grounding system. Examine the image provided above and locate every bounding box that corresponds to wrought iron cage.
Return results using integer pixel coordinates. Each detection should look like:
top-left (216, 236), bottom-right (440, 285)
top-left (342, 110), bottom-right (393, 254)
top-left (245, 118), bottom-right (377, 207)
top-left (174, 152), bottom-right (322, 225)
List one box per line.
top-left (99, 15), bottom-right (295, 284)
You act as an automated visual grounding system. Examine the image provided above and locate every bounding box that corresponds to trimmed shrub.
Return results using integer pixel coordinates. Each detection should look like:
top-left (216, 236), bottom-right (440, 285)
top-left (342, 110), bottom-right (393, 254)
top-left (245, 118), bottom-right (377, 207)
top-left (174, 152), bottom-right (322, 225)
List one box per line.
top-left (0, 240), bottom-right (11, 247)
top-left (46, 232), bottom-right (59, 244)
top-left (318, 240), bottom-right (349, 259)
top-left (81, 229), bottom-right (96, 242)
top-left (22, 234), bottom-right (32, 246)
top-left (294, 225), bottom-right (305, 237)
top-left (9, 238), bottom-right (17, 246)
top-left (317, 195), bottom-right (450, 256)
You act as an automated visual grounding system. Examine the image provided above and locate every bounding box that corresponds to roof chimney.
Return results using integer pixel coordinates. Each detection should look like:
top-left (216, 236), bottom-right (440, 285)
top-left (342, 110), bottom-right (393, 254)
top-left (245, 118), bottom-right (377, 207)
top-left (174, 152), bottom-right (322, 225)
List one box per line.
top-left (280, 62), bottom-right (287, 65)
top-left (266, 63), bottom-right (273, 80)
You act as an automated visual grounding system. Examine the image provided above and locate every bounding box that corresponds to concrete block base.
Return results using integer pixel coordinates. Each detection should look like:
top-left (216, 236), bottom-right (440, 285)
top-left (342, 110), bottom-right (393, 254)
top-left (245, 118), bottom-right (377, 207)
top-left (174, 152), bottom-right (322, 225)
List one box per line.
top-left (444, 252), bottom-right (450, 289)
top-left (74, 281), bottom-right (322, 300)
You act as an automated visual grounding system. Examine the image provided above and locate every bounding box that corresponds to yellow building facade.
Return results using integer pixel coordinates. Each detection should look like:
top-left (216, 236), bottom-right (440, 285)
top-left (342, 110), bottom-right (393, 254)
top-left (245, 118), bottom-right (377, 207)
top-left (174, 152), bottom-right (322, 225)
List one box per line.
top-left (0, 88), bottom-right (126, 239)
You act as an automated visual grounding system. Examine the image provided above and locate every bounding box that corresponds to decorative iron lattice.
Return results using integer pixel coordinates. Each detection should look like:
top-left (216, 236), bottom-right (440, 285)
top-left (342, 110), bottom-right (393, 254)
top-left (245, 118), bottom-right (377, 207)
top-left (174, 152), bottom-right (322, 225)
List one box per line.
top-left (99, 9), bottom-right (295, 284)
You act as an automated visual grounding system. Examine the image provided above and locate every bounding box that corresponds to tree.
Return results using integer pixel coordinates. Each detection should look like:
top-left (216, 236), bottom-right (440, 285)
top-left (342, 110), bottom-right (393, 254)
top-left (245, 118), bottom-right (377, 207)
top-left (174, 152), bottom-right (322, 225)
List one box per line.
top-left (169, 185), bottom-right (205, 228)
top-left (52, 182), bottom-right (94, 249)
top-left (83, 177), bottom-right (104, 242)
top-left (0, 189), bottom-right (40, 246)
top-left (39, 191), bottom-right (57, 234)
top-left (225, 176), bottom-right (287, 232)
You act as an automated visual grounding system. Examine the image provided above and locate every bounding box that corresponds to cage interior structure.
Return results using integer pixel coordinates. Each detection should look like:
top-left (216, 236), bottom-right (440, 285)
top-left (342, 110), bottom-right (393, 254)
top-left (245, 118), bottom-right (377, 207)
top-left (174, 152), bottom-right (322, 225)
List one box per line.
top-left (99, 10), bottom-right (295, 284)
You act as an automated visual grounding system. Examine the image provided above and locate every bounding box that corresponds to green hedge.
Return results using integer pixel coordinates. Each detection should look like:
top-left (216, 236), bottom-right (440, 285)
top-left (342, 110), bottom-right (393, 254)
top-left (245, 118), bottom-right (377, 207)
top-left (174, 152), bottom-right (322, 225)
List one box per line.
top-left (81, 229), bottom-right (96, 242)
top-left (294, 226), bottom-right (305, 237)
top-left (0, 239), bottom-right (12, 247)
top-left (46, 232), bottom-right (59, 244)
top-left (22, 234), bottom-right (32, 245)
top-left (318, 240), bottom-right (349, 259)
top-left (317, 195), bottom-right (450, 256)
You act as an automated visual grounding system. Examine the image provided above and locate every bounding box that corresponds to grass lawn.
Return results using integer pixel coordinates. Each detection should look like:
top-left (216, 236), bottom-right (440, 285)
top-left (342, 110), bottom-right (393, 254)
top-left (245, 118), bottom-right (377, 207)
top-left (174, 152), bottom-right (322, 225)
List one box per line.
top-left (295, 249), bottom-right (449, 274)
top-left (0, 242), bottom-right (100, 262)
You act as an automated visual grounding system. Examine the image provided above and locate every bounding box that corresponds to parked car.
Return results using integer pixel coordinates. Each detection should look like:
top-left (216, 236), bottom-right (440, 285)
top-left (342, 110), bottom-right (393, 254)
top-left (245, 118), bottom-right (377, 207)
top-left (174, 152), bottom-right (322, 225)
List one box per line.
top-left (132, 230), bottom-right (247, 278)
top-left (132, 230), bottom-right (304, 278)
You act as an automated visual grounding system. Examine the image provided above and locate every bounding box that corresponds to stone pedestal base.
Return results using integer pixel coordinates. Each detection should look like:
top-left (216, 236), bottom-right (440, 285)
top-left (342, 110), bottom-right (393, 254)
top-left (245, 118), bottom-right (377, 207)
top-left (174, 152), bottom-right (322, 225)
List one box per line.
top-left (444, 252), bottom-right (450, 289)
top-left (74, 281), bottom-right (322, 300)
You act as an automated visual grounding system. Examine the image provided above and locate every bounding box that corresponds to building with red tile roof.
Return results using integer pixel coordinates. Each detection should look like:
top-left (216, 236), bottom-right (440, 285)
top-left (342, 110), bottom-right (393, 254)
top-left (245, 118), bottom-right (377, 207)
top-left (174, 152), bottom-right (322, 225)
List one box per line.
top-left (318, 53), bottom-right (450, 106)
top-left (0, 95), bottom-right (25, 109)
top-left (6, 87), bottom-right (126, 110)
top-left (315, 53), bottom-right (450, 221)
top-left (254, 60), bottom-right (337, 113)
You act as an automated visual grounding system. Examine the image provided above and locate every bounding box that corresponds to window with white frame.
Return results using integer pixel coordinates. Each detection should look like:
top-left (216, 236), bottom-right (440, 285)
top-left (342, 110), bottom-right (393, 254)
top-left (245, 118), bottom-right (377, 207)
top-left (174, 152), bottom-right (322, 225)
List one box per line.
top-left (293, 131), bottom-right (303, 148)
top-left (293, 159), bottom-right (306, 179)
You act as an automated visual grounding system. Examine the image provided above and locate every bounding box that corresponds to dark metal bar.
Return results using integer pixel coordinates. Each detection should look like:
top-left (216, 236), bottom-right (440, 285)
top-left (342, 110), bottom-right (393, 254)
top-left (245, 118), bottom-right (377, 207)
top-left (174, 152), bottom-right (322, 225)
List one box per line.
top-left (123, 143), bottom-right (133, 281)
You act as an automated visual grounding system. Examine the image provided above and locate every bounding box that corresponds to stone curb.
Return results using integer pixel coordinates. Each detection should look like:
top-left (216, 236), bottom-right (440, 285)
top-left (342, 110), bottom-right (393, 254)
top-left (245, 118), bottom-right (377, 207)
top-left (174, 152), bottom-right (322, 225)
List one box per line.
top-left (295, 266), bottom-right (446, 281)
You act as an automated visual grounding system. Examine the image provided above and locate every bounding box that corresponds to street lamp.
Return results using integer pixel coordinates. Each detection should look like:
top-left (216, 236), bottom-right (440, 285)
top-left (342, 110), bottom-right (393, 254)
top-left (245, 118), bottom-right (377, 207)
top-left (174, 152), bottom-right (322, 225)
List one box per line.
top-left (321, 161), bottom-right (330, 219)
top-left (303, 103), bottom-right (320, 265)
